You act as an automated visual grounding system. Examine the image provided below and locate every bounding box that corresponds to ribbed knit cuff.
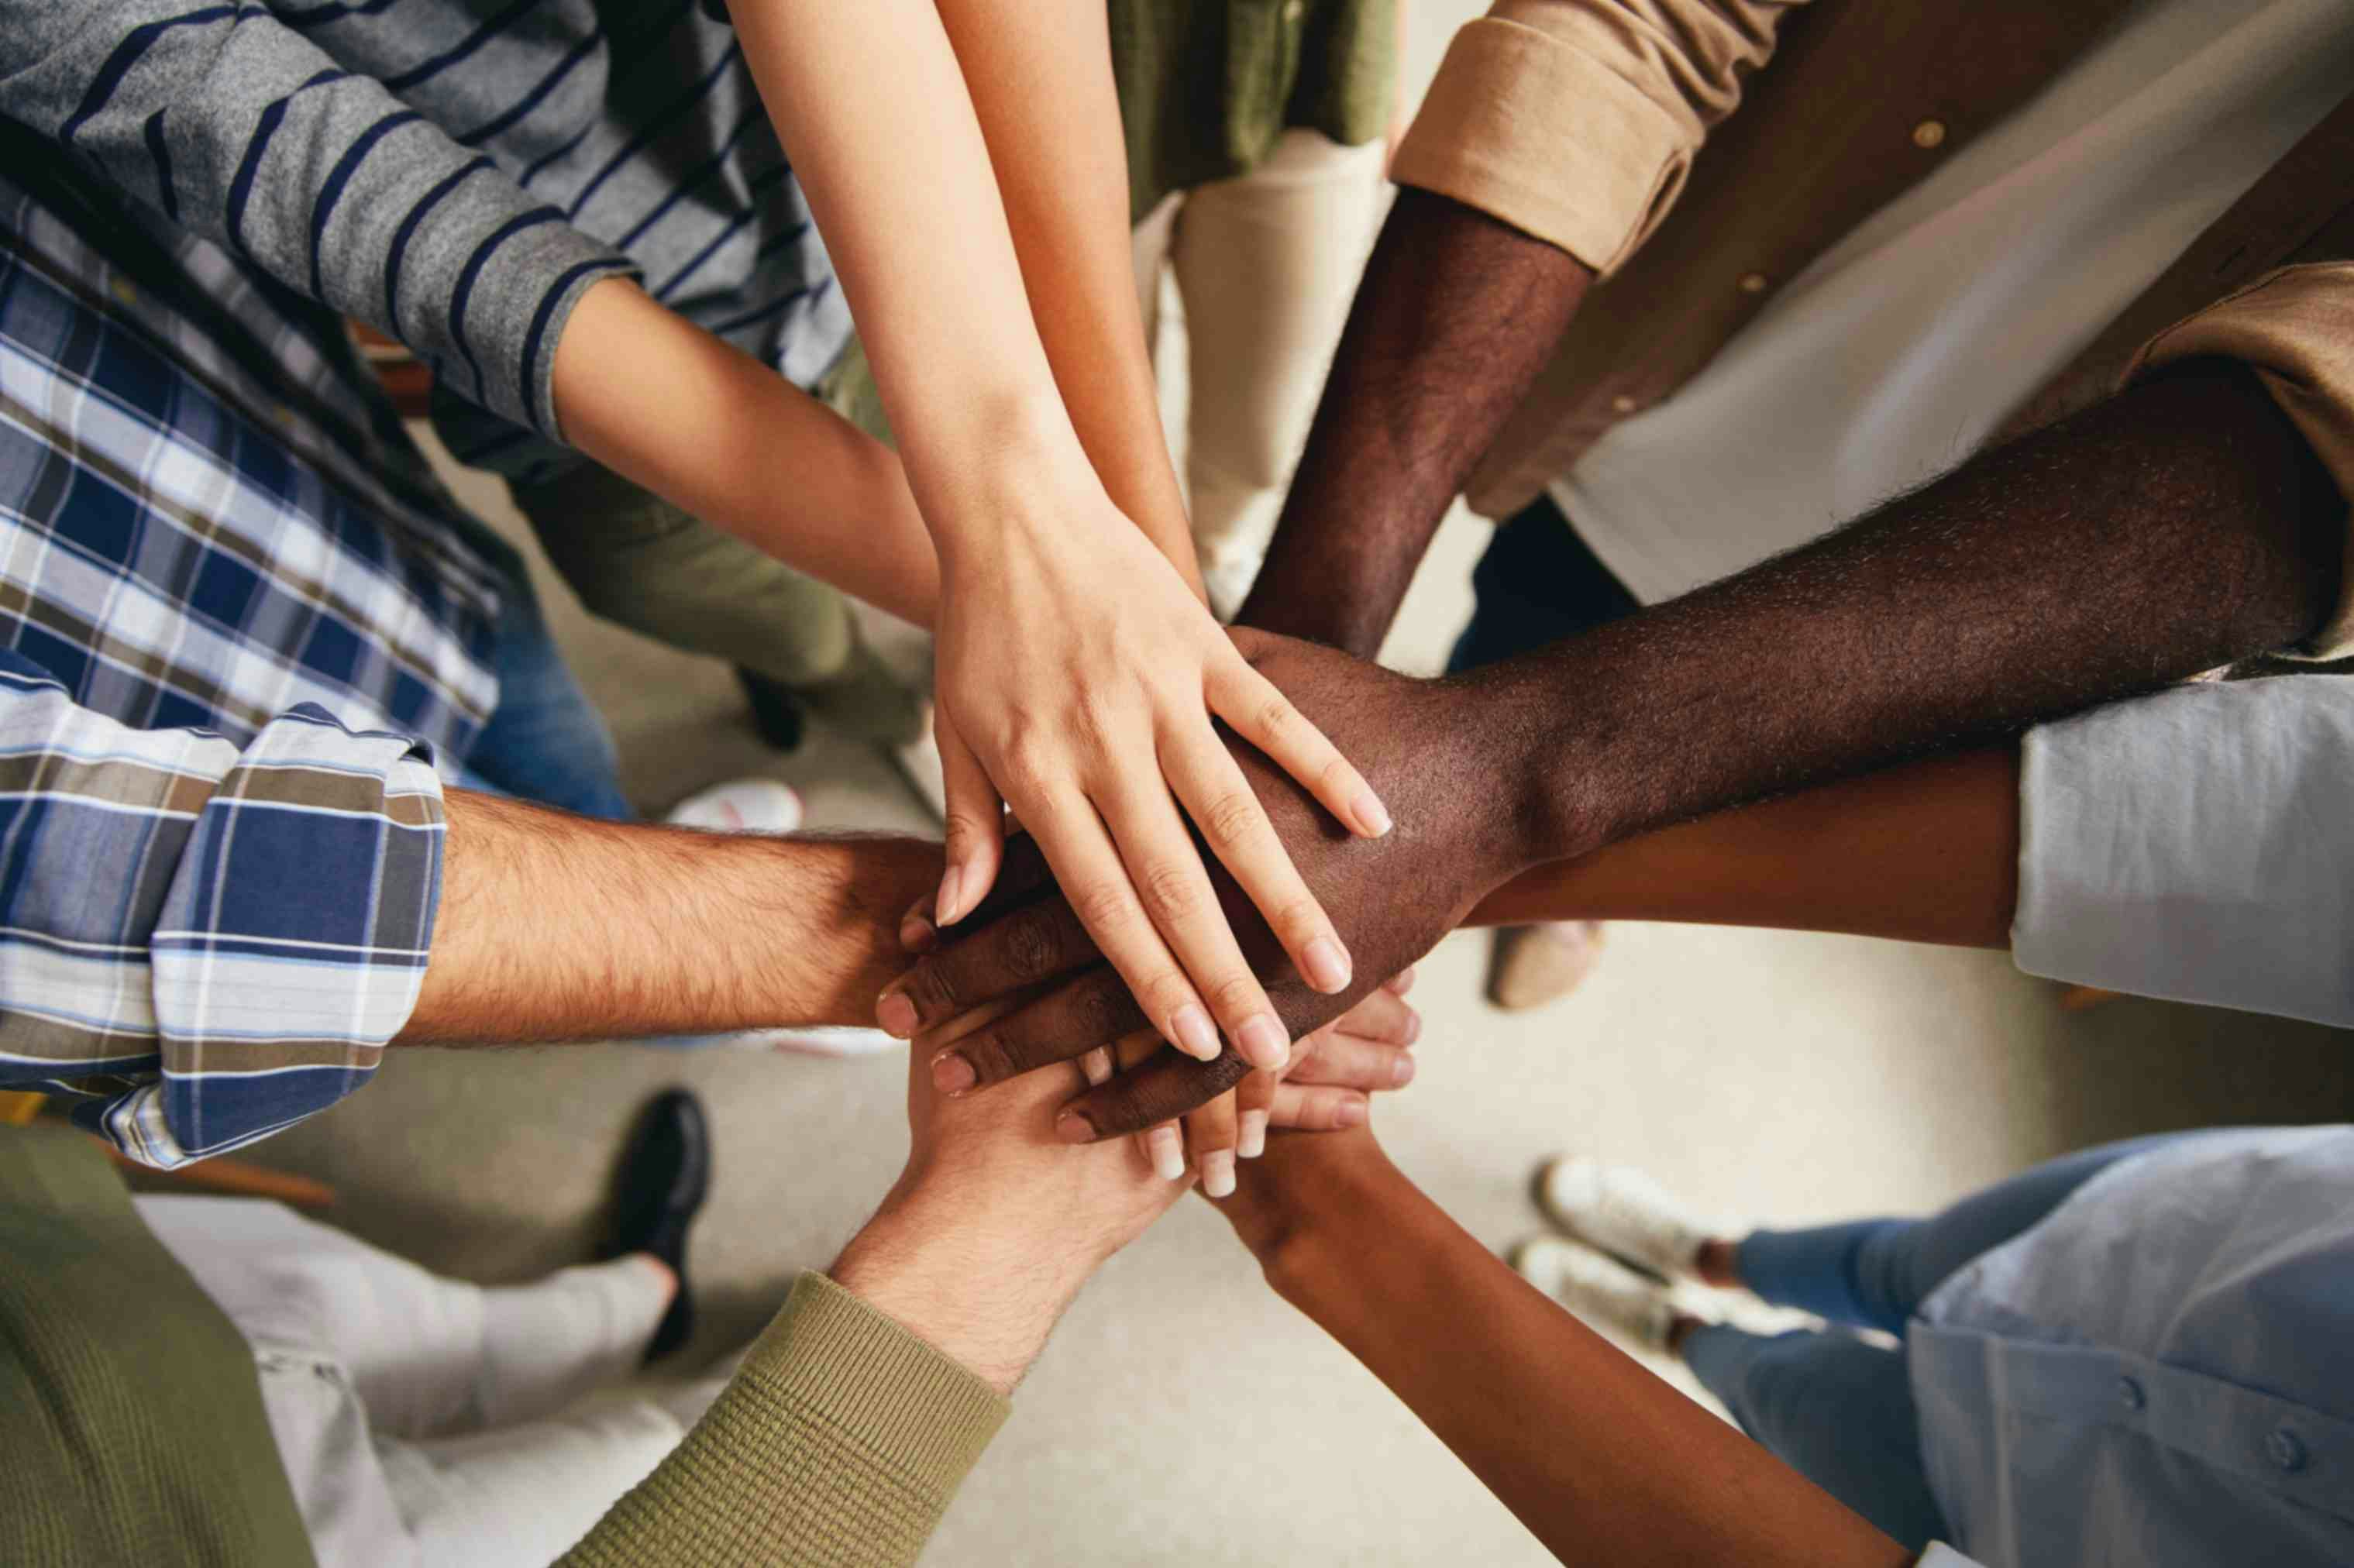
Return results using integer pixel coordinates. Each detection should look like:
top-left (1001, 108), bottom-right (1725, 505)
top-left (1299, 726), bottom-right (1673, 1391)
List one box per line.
top-left (559, 1272), bottom-right (1009, 1568)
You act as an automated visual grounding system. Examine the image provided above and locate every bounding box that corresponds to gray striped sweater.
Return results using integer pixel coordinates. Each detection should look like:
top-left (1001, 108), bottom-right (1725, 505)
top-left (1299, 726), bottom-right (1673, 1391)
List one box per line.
top-left (2, 0), bottom-right (852, 479)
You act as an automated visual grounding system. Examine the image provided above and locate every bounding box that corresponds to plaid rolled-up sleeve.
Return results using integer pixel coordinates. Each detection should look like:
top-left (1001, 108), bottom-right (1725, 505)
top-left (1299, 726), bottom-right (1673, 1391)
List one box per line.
top-left (0, 655), bottom-right (445, 1168)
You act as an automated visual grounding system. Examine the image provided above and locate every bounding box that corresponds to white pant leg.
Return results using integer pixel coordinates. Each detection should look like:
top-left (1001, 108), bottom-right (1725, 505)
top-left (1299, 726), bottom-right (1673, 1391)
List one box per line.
top-left (375, 1398), bottom-right (692, 1568)
top-left (135, 1196), bottom-right (669, 1439)
top-left (1169, 130), bottom-right (1385, 609)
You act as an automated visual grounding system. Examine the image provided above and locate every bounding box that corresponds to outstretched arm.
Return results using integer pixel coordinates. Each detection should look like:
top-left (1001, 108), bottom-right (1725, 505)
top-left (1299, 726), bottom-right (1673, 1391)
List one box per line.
top-left (1238, 190), bottom-right (1592, 654)
top-left (1211, 1128), bottom-right (1912, 1568)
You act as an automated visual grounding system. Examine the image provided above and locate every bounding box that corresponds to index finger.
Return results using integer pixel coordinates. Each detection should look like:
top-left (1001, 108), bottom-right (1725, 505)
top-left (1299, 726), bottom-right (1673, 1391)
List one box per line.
top-left (1055, 1047), bottom-right (1250, 1143)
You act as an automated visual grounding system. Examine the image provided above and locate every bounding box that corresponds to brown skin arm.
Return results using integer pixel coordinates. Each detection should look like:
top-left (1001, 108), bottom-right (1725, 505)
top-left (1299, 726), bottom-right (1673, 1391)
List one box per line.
top-left (1469, 744), bottom-right (2022, 948)
top-left (889, 357), bottom-right (2342, 1136)
top-left (1237, 189), bottom-right (1594, 656)
top-left (1213, 1128), bottom-right (1912, 1568)
top-left (404, 789), bottom-right (940, 1044)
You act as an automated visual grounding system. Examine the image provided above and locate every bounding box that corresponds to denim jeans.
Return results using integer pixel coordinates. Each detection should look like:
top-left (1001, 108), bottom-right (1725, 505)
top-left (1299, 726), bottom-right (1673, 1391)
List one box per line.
top-left (1681, 1133), bottom-right (2189, 1550)
top-left (456, 562), bottom-right (633, 822)
top-left (1447, 490), bottom-right (1640, 676)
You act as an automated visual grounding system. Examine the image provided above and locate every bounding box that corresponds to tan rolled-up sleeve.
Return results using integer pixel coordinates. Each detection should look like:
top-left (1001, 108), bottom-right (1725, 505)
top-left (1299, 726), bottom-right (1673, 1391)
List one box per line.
top-left (2128, 263), bottom-right (2354, 658)
top-left (1389, 0), bottom-right (1808, 276)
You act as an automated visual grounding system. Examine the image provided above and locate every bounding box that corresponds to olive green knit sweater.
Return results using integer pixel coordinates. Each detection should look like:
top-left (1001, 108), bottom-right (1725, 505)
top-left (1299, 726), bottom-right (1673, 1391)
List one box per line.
top-left (0, 1128), bottom-right (1008, 1567)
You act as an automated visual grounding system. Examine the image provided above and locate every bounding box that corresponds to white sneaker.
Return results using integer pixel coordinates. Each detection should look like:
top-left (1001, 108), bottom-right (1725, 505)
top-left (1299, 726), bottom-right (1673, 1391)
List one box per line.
top-left (1536, 1157), bottom-right (1718, 1278)
top-left (1511, 1235), bottom-right (1675, 1351)
top-left (665, 778), bottom-right (804, 834)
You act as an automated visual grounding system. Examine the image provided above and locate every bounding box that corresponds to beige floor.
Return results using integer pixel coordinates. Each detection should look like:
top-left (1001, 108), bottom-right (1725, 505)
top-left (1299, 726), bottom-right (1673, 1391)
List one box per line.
top-left (231, 8), bottom-right (2354, 1563)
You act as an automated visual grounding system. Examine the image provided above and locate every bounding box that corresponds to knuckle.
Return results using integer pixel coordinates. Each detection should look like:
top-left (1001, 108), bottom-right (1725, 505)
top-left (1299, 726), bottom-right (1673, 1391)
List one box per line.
top-left (1254, 695), bottom-right (1297, 739)
top-left (958, 1028), bottom-right (1019, 1082)
top-left (1069, 879), bottom-right (1137, 937)
top-left (1075, 975), bottom-right (1141, 1044)
top-left (1205, 972), bottom-right (1266, 1020)
top-left (905, 961), bottom-right (961, 1016)
top-left (1271, 897), bottom-right (1326, 943)
top-left (1199, 790), bottom-right (1264, 851)
top-left (1002, 908), bottom-right (1065, 985)
top-left (1137, 860), bottom-right (1205, 923)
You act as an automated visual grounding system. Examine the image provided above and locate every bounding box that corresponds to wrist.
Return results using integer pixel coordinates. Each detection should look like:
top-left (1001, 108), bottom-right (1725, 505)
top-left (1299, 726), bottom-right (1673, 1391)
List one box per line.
top-left (831, 1181), bottom-right (1099, 1396)
top-left (1228, 1133), bottom-right (1415, 1296)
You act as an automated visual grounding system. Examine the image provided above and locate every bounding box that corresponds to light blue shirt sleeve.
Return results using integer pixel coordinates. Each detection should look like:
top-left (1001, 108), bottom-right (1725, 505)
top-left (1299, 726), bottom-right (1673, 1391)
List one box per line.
top-left (2012, 675), bottom-right (2354, 1025)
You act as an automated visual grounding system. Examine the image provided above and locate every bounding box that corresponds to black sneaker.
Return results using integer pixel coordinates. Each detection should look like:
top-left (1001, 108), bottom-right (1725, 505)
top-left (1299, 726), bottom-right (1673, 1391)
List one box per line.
top-left (603, 1088), bottom-right (711, 1362)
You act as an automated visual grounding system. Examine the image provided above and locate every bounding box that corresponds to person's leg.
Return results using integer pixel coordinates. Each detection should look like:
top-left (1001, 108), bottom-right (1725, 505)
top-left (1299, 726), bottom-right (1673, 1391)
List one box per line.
top-left (136, 1195), bottom-right (673, 1441)
top-left (508, 460), bottom-right (924, 748)
top-left (1169, 131), bottom-right (1385, 615)
top-left (1680, 1325), bottom-right (1948, 1553)
top-left (461, 562), bottom-right (635, 820)
top-left (1727, 1131), bottom-right (2193, 1332)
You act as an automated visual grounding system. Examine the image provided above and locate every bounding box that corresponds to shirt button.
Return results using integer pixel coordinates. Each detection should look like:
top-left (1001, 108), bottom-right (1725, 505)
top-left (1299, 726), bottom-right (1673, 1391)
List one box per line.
top-left (1737, 271), bottom-right (1769, 295)
top-left (2270, 1429), bottom-right (2308, 1473)
top-left (2115, 1376), bottom-right (2145, 1412)
top-left (108, 275), bottom-right (140, 308)
top-left (1610, 394), bottom-right (1640, 414)
top-left (1912, 118), bottom-right (1949, 150)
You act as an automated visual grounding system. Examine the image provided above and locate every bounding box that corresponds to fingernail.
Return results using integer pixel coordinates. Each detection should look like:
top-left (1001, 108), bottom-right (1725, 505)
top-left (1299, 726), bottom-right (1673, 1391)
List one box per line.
top-left (1302, 936), bottom-right (1352, 994)
top-left (900, 913), bottom-right (938, 953)
top-left (1201, 1149), bottom-right (1236, 1198)
top-left (1354, 789), bottom-right (1392, 837)
top-left (1148, 1125), bottom-right (1186, 1181)
top-left (1169, 1002), bottom-right (1220, 1061)
top-left (1334, 1096), bottom-right (1368, 1129)
top-left (876, 990), bottom-right (917, 1038)
top-left (1237, 1110), bottom-right (1268, 1159)
top-left (1402, 1010), bottom-right (1422, 1047)
top-left (1080, 1047), bottom-right (1113, 1086)
top-left (1387, 967), bottom-right (1416, 995)
top-left (1235, 1013), bottom-right (1290, 1072)
top-left (935, 865), bottom-right (964, 927)
top-left (930, 1051), bottom-right (977, 1095)
top-left (1055, 1111), bottom-right (1096, 1144)
top-left (1392, 1053), bottom-right (1416, 1088)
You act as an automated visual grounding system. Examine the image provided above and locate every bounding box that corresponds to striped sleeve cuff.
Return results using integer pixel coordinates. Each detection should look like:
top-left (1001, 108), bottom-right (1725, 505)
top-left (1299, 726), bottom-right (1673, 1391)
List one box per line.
top-left (562, 1272), bottom-right (1010, 1567)
top-left (104, 705), bottom-right (446, 1169)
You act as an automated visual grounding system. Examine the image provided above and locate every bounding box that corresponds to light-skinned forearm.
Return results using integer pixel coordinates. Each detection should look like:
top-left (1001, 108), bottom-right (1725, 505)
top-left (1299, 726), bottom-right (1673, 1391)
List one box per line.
top-left (551, 277), bottom-right (939, 628)
top-left (1470, 745), bottom-right (2021, 948)
top-left (1479, 363), bottom-right (2342, 873)
top-left (1239, 190), bottom-right (1595, 654)
top-left (932, 0), bottom-right (1204, 593)
top-left (731, 0), bottom-right (1099, 559)
top-left (403, 790), bottom-right (939, 1044)
top-left (1244, 1140), bottom-right (1909, 1567)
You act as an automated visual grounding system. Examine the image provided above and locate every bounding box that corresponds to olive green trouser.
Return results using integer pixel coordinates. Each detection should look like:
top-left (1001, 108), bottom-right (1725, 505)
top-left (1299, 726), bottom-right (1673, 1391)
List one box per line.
top-left (507, 460), bottom-right (924, 747)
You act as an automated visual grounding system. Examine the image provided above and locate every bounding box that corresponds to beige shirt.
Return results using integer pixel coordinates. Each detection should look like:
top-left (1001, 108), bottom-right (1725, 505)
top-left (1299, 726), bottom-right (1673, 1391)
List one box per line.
top-left (1391, 2), bottom-right (2354, 652)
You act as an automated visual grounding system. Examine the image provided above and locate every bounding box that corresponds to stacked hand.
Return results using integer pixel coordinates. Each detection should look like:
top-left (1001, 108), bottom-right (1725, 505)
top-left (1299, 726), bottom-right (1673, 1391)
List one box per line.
top-left (882, 629), bottom-right (1535, 1148)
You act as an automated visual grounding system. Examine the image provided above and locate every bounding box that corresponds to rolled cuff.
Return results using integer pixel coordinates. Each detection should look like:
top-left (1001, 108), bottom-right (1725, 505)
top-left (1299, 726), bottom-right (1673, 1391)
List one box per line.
top-left (2127, 263), bottom-right (2354, 658)
top-left (2012, 677), bottom-right (2354, 1029)
top-left (100, 707), bottom-right (446, 1169)
top-left (1391, 17), bottom-right (1695, 276)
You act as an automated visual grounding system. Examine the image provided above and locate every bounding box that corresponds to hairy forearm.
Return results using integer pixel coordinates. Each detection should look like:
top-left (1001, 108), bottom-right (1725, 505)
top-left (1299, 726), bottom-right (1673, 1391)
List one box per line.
top-left (552, 278), bottom-right (940, 627)
top-left (1488, 363), bottom-right (2343, 869)
top-left (933, 0), bottom-right (1202, 593)
top-left (1244, 1140), bottom-right (1906, 1566)
top-left (404, 790), bottom-right (940, 1043)
top-left (1240, 190), bottom-right (1594, 654)
top-left (1471, 745), bottom-right (2021, 948)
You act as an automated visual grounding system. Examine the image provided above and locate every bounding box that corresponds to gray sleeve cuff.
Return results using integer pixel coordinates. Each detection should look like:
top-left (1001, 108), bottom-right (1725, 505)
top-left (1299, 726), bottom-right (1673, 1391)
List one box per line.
top-left (2012, 676), bottom-right (2354, 1026)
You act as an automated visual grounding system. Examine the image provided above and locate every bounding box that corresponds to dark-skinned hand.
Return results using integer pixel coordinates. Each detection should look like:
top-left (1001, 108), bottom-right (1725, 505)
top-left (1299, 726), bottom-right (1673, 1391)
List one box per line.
top-left (879, 628), bottom-right (1535, 1142)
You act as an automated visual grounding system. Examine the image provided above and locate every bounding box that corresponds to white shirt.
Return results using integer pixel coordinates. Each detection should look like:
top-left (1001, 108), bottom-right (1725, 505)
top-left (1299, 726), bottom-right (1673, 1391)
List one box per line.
top-left (1913, 1127), bottom-right (2354, 1567)
top-left (1550, 0), bottom-right (2354, 607)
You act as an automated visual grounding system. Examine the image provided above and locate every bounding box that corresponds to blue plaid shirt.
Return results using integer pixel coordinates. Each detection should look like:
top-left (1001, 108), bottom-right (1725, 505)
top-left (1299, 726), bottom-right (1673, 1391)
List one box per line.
top-left (0, 143), bottom-right (507, 1167)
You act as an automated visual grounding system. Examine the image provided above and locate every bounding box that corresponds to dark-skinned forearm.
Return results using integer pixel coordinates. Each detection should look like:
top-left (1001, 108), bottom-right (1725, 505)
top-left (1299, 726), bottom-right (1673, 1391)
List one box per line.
top-left (1471, 745), bottom-right (2021, 948)
top-left (1245, 1140), bottom-right (1909, 1568)
top-left (1237, 190), bottom-right (1593, 655)
top-left (1485, 362), bottom-right (2342, 868)
top-left (406, 791), bottom-right (941, 1044)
